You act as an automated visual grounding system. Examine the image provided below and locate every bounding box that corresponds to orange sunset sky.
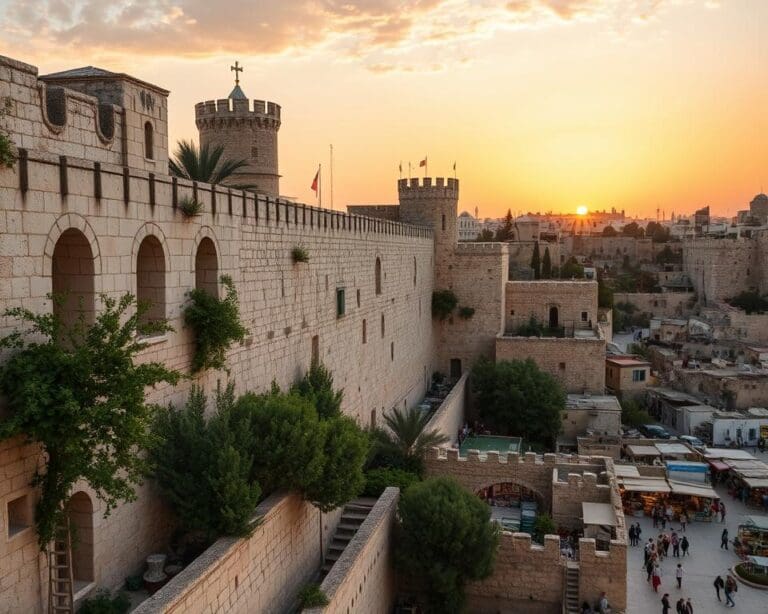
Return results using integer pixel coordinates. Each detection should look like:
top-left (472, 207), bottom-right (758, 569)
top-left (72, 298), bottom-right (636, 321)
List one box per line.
top-left (1, 0), bottom-right (766, 218)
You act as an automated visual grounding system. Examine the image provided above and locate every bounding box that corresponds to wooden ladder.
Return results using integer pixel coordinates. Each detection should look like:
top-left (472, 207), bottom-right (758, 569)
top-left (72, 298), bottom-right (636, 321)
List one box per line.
top-left (48, 520), bottom-right (74, 614)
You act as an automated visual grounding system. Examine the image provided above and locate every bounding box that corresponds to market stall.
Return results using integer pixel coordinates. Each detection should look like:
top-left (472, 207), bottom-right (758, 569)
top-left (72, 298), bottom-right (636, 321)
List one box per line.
top-left (582, 502), bottom-right (617, 550)
top-left (626, 445), bottom-right (662, 465)
top-left (737, 516), bottom-right (768, 558)
top-left (667, 480), bottom-right (718, 521)
top-left (619, 476), bottom-right (671, 516)
top-left (665, 461), bottom-right (710, 484)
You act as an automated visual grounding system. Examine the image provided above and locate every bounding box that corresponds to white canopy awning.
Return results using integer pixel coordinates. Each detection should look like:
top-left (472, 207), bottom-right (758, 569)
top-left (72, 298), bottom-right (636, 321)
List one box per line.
top-left (614, 465), bottom-right (641, 478)
top-left (668, 481), bottom-right (718, 498)
top-left (582, 502), bottom-right (618, 527)
top-left (620, 477), bottom-right (671, 493)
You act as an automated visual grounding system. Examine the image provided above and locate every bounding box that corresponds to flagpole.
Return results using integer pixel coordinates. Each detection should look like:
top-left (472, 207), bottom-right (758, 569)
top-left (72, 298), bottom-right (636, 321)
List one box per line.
top-left (329, 145), bottom-right (334, 211)
top-left (408, 162), bottom-right (411, 181)
top-left (425, 156), bottom-right (428, 178)
top-left (318, 163), bottom-right (322, 208)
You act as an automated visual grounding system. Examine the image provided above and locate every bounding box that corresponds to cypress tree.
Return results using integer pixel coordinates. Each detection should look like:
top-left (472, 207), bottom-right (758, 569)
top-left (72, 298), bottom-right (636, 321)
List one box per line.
top-left (531, 241), bottom-right (541, 279)
top-left (542, 246), bottom-right (552, 279)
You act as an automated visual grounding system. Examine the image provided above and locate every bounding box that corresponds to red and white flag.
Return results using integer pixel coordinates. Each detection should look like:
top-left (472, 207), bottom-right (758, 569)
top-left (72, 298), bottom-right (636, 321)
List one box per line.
top-left (311, 168), bottom-right (319, 193)
top-left (419, 158), bottom-right (427, 168)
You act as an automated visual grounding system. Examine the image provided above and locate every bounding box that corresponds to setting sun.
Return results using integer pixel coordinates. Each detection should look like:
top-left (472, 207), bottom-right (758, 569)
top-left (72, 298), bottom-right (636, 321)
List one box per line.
top-left (576, 206), bottom-right (588, 216)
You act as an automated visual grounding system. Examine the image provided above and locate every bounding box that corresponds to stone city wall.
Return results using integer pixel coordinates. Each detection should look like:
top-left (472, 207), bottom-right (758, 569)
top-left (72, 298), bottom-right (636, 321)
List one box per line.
top-left (305, 488), bottom-right (399, 614)
top-left (495, 336), bottom-right (606, 394)
top-left (683, 236), bottom-right (760, 304)
top-left (613, 292), bottom-right (693, 319)
top-left (578, 537), bottom-right (627, 612)
top-left (465, 533), bottom-right (564, 614)
top-left (134, 494), bottom-right (340, 614)
top-left (551, 472), bottom-right (611, 531)
top-left (423, 372), bottom-right (468, 445)
top-left (0, 142), bottom-right (435, 609)
top-left (434, 243), bottom-right (508, 375)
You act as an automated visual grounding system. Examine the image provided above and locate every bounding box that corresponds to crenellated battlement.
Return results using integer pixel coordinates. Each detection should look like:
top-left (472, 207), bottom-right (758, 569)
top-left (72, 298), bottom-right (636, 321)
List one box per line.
top-left (194, 98), bottom-right (281, 130)
top-left (397, 177), bottom-right (459, 198)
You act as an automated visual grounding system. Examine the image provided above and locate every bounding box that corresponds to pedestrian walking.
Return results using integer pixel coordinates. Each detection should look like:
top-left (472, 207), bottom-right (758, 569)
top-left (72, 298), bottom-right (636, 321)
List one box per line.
top-left (675, 598), bottom-right (685, 614)
top-left (724, 575), bottom-right (736, 607)
top-left (666, 504), bottom-right (674, 526)
top-left (720, 501), bottom-right (726, 523)
top-left (661, 593), bottom-right (671, 614)
top-left (635, 523), bottom-right (642, 544)
top-left (652, 564), bottom-right (662, 593)
top-left (681, 535), bottom-right (689, 556)
top-left (663, 533), bottom-right (671, 556)
top-left (629, 524), bottom-right (636, 546)
top-left (646, 558), bottom-right (655, 583)
top-left (721, 528), bottom-right (729, 550)
top-left (675, 564), bottom-right (683, 589)
top-left (714, 575), bottom-right (724, 601)
top-left (645, 539), bottom-right (654, 566)
top-left (679, 513), bottom-right (687, 532)
top-left (671, 532), bottom-right (680, 557)
top-left (684, 598), bottom-right (693, 614)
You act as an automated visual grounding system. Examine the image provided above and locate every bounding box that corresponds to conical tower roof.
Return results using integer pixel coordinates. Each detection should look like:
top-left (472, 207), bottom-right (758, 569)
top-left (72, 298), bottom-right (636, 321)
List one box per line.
top-left (229, 84), bottom-right (247, 100)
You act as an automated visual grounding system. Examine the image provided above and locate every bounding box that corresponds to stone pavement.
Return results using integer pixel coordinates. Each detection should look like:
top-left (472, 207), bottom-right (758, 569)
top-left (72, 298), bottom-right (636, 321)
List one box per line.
top-left (625, 486), bottom-right (768, 614)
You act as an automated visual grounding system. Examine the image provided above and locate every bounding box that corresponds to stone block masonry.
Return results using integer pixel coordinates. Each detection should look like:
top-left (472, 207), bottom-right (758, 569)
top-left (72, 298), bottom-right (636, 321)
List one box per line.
top-left (423, 371), bottom-right (468, 444)
top-left (305, 488), bottom-right (399, 614)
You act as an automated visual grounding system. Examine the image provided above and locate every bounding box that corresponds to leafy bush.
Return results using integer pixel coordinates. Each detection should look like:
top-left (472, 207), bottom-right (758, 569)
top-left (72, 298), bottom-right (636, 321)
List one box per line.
top-left (471, 357), bottom-right (565, 448)
top-left (395, 477), bottom-right (499, 613)
top-left (298, 583), bottom-right (329, 608)
top-left (363, 467), bottom-right (420, 497)
top-left (291, 362), bottom-right (343, 419)
top-left (292, 246), bottom-right (310, 263)
top-left (178, 195), bottom-right (204, 217)
top-left (0, 294), bottom-right (179, 549)
top-left (533, 513), bottom-right (557, 543)
top-left (184, 275), bottom-right (248, 372)
top-left (727, 290), bottom-right (768, 315)
top-left (621, 398), bottom-right (654, 428)
top-left (0, 98), bottom-right (16, 169)
top-left (73, 591), bottom-right (130, 614)
top-left (371, 406), bottom-right (448, 476)
top-left (432, 290), bottom-right (458, 320)
top-left (458, 306), bottom-right (475, 320)
top-left (151, 385), bottom-right (261, 541)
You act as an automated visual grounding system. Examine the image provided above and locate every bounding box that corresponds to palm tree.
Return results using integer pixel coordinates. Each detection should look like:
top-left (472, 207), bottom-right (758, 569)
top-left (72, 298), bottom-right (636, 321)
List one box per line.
top-left (372, 406), bottom-right (448, 474)
top-left (169, 140), bottom-right (254, 189)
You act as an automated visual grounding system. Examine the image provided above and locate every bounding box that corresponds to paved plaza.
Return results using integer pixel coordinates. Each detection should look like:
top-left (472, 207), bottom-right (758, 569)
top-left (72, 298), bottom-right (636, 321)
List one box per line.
top-left (625, 485), bottom-right (768, 613)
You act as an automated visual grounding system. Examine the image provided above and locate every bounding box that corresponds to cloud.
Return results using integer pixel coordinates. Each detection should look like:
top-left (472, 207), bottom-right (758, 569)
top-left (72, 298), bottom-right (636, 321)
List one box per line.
top-left (0, 0), bottom-right (697, 71)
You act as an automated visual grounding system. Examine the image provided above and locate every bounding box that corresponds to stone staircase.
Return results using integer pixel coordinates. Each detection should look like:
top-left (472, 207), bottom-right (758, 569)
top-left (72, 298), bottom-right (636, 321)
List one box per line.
top-left (563, 561), bottom-right (580, 614)
top-left (320, 498), bottom-right (377, 577)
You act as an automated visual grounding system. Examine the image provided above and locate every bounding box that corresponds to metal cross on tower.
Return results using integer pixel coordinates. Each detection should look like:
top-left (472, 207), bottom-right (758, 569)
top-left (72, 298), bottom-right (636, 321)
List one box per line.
top-left (231, 61), bottom-right (243, 86)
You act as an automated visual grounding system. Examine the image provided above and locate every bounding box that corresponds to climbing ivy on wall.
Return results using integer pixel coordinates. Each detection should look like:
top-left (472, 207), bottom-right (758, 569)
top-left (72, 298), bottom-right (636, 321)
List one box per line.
top-left (0, 294), bottom-right (180, 549)
top-left (0, 97), bottom-right (17, 169)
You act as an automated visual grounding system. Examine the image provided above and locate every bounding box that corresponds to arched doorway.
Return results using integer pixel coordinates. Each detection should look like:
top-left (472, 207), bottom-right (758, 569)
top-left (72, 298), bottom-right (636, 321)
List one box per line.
top-left (548, 305), bottom-right (559, 329)
top-left (195, 238), bottom-right (218, 297)
top-left (67, 491), bottom-right (94, 590)
top-left (476, 482), bottom-right (547, 532)
top-left (52, 229), bottom-right (96, 330)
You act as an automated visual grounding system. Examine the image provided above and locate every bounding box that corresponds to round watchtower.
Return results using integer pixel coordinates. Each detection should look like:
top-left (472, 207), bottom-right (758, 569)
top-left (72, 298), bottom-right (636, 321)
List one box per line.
top-left (398, 177), bottom-right (459, 261)
top-left (195, 88), bottom-right (281, 197)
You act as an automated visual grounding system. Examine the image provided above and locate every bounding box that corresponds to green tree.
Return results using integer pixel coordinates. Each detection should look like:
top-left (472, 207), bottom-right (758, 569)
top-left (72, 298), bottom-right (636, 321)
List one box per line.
top-left (395, 477), bottom-right (499, 613)
top-left (372, 406), bottom-right (448, 475)
top-left (304, 415), bottom-right (369, 511)
top-left (471, 358), bottom-right (565, 448)
top-left (494, 209), bottom-right (514, 242)
top-left (621, 398), bottom-right (653, 428)
top-left (727, 290), bottom-right (768, 314)
top-left (151, 385), bottom-right (261, 540)
top-left (602, 225), bottom-right (618, 237)
top-left (432, 289), bottom-right (458, 321)
top-left (533, 513), bottom-right (557, 543)
top-left (183, 275), bottom-right (248, 372)
top-left (235, 391), bottom-right (326, 495)
top-left (560, 257), bottom-right (584, 279)
top-left (363, 467), bottom-right (420, 497)
top-left (0, 294), bottom-right (180, 548)
top-left (291, 362), bottom-right (344, 420)
top-left (645, 221), bottom-right (670, 243)
top-left (621, 222), bottom-right (643, 237)
top-left (169, 140), bottom-right (254, 189)
top-left (655, 245), bottom-right (682, 265)
top-left (597, 276), bottom-right (614, 309)
top-left (530, 241), bottom-right (541, 279)
top-left (476, 229), bottom-right (494, 242)
top-left (541, 246), bottom-right (552, 279)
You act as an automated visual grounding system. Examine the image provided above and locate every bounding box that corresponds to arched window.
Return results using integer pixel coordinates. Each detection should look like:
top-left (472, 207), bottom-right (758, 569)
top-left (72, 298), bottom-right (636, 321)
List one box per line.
top-left (52, 228), bottom-right (96, 329)
top-left (374, 257), bottom-right (382, 295)
top-left (136, 235), bottom-right (166, 331)
top-left (195, 238), bottom-right (218, 296)
top-left (144, 122), bottom-right (154, 160)
top-left (67, 492), bottom-right (94, 584)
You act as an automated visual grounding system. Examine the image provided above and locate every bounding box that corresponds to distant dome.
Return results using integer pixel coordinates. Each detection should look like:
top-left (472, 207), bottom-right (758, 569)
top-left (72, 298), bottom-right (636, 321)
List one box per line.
top-left (751, 193), bottom-right (768, 205)
top-left (459, 211), bottom-right (472, 218)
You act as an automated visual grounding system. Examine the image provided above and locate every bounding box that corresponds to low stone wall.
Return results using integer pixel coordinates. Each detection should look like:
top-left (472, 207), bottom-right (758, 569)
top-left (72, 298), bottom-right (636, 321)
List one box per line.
top-left (552, 472), bottom-right (611, 531)
top-left (134, 493), bottom-right (340, 614)
top-left (305, 488), bottom-right (399, 614)
top-left (423, 372), bottom-right (468, 444)
top-left (613, 292), bottom-right (692, 319)
top-left (495, 335), bottom-right (606, 394)
top-left (465, 533), bottom-right (564, 614)
top-left (578, 538), bottom-right (627, 612)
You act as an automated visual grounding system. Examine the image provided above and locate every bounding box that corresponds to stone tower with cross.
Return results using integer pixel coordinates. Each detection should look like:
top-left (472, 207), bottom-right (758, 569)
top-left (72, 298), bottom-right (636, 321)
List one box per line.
top-left (194, 61), bottom-right (281, 197)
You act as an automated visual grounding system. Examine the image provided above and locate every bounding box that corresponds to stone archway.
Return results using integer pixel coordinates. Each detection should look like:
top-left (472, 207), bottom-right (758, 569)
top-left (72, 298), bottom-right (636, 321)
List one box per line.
top-left (67, 491), bottom-right (94, 590)
top-left (52, 228), bottom-right (96, 329)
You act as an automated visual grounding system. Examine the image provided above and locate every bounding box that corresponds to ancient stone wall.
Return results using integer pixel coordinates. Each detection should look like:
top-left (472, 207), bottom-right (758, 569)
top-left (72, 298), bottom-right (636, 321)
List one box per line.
top-left (305, 488), bottom-right (398, 614)
top-left (495, 336), bottom-right (606, 394)
top-left (346, 205), bottom-right (401, 221)
top-left (551, 472), bottom-right (611, 530)
top-left (134, 494), bottom-right (340, 614)
top-left (505, 280), bottom-right (598, 332)
top-left (465, 533), bottom-right (564, 614)
top-left (682, 236), bottom-right (761, 303)
top-left (434, 243), bottom-right (508, 374)
top-left (423, 372), bottom-right (468, 444)
top-left (578, 538), bottom-right (627, 612)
